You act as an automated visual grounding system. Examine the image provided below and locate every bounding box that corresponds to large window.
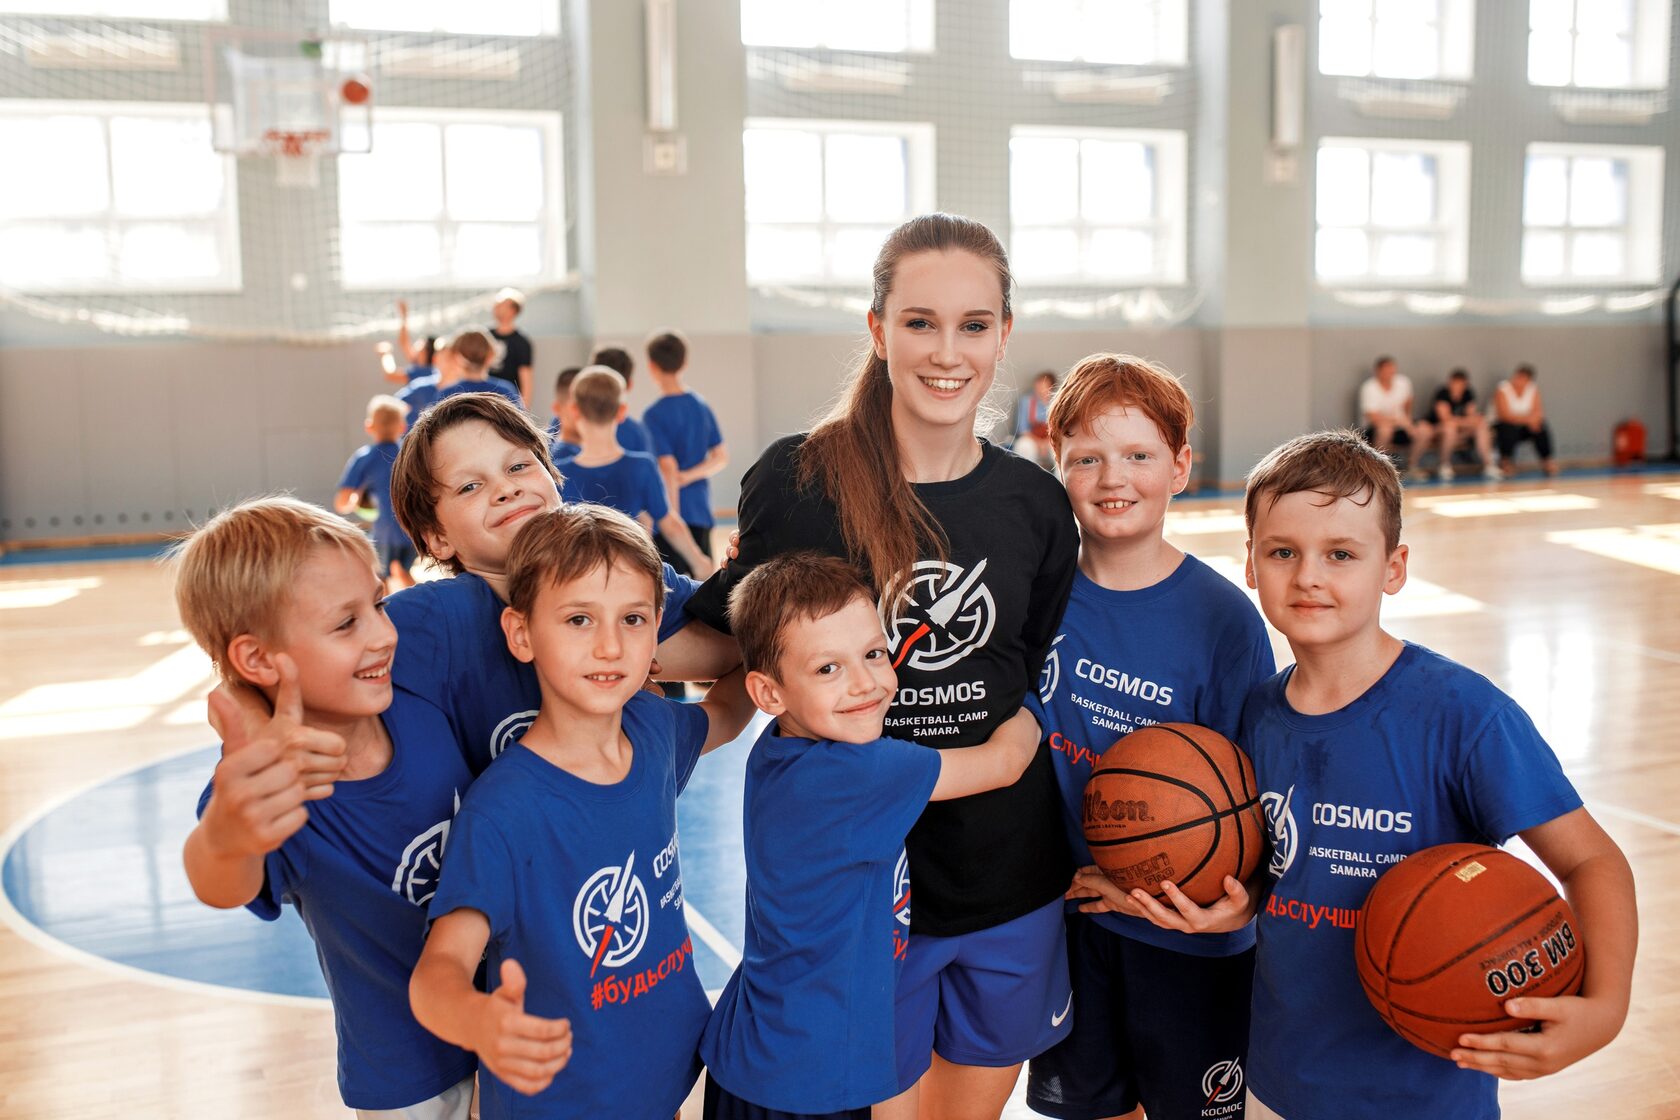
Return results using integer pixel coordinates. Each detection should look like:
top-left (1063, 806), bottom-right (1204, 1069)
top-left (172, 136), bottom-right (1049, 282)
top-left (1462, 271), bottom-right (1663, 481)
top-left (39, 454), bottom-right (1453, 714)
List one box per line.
top-left (1317, 0), bottom-right (1475, 80)
top-left (1315, 137), bottom-right (1470, 286)
top-left (0, 0), bottom-right (225, 16)
top-left (0, 102), bottom-right (239, 292)
top-left (1009, 127), bottom-right (1187, 285)
top-left (1528, 0), bottom-right (1670, 89)
top-left (1010, 0), bottom-right (1188, 67)
top-left (337, 110), bottom-right (565, 290)
top-left (742, 119), bottom-right (935, 286)
top-left (328, 0), bottom-right (558, 36)
top-left (1522, 143), bottom-right (1664, 286)
top-left (741, 0), bottom-right (933, 52)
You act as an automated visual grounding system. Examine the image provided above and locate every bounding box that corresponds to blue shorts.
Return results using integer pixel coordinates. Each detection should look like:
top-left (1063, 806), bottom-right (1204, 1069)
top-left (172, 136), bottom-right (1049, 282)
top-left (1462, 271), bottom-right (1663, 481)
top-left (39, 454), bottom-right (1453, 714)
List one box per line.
top-left (1026, 914), bottom-right (1255, 1120)
top-left (894, 896), bottom-right (1072, 1089)
top-left (377, 538), bottom-right (418, 573)
top-left (702, 1078), bottom-right (869, 1120)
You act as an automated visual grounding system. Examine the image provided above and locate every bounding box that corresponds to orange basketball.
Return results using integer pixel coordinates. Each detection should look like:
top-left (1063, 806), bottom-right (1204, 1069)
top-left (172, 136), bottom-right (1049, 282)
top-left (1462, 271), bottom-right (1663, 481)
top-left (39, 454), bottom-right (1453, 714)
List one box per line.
top-left (1081, 723), bottom-right (1264, 906)
top-left (1355, 843), bottom-right (1586, 1058)
top-left (340, 76), bottom-right (370, 105)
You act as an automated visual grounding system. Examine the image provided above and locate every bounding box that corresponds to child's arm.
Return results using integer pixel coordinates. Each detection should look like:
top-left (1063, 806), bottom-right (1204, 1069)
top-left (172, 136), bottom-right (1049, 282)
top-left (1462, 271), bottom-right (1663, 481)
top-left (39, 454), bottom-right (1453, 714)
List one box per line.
top-left (655, 510), bottom-right (715, 578)
top-left (182, 660), bottom-right (347, 908)
top-left (1453, 807), bottom-right (1636, 1079)
top-left (928, 706), bottom-right (1040, 801)
top-left (1066, 865), bottom-right (1258, 934)
top-left (332, 487), bottom-right (358, 515)
top-left (396, 299), bottom-right (424, 366)
top-left (696, 666), bottom-right (755, 754)
top-left (411, 909), bottom-right (573, 1096)
top-left (654, 620), bottom-right (741, 683)
top-left (676, 443), bottom-right (729, 488)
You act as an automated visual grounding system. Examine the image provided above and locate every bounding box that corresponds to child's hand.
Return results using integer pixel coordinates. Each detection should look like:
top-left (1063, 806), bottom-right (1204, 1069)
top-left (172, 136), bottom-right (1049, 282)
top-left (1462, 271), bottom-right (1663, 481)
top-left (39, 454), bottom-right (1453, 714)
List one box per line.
top-left (471, 959), bottom-right (573, 1096)
top-left (1067, 866), bottom-right (1254, 933)
top-left (207, 654), bottom-right (347, 801)
top-left (396, 298), bottom-right (409, 319)
top-left (725, 528), bottom-right (741, 561)
top-left (1452, 993), bottom-right (1627, 1079)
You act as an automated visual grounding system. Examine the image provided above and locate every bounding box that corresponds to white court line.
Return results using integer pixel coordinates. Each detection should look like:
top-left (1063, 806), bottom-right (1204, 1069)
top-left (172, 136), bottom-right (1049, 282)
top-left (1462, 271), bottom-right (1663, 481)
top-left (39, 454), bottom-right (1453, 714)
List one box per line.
top-left (1592, 802), bottom-right (1680, 838)
top-left (684, 903), bottom-right (742, 970)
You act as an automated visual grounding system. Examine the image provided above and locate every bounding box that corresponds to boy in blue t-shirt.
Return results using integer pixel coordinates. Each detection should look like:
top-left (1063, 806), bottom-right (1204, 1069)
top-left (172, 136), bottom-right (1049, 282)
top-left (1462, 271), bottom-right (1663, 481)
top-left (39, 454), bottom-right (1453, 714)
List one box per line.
top-left (589, 344), bottom-right (655, 455)
top-left (411, 505), bottom-right (757, 1118)
top-left (383, 393), bottom-right (739, 773)
top-left (559, 366), bottom-right (714, 578)
top-left (177, 497), bottom-right (477, 1118)
top-left (642, 329), bottom-right (728, 577)
top-left (1023, 355), bottom-right (1276, 1120)
top-left (699, 553), bottom-right (1043, 1120)
top-left (1098, 430), bottom-right (1637, 1120)
top-left (336, 395), bottom-right (419, 591)
top-left (547, 365), bottom-right (583, 463)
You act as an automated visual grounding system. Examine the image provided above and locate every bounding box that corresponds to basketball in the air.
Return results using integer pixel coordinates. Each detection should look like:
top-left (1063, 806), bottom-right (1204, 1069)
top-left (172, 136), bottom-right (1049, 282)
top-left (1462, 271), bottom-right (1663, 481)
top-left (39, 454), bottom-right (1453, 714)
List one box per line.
top-left (1355, 843), bottom-right (1586, 1058)
top-left (1080, 723), bottom-right (1264, 905)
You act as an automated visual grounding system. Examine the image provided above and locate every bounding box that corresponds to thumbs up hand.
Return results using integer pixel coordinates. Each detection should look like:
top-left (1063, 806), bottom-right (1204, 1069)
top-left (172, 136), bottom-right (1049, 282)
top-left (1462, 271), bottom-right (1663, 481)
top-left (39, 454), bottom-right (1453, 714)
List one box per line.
top-left (472, 959), bottom-right (574, 1096)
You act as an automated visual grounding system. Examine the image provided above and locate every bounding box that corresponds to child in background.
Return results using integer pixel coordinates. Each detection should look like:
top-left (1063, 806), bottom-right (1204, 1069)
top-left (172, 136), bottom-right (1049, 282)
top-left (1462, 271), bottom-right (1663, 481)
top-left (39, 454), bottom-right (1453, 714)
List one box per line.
top-left (377, 299), bottom-right (437, 386)
top-left (700, 552), bottom-right (1043, 1120)
top-left (177, 497), bottom-right (477, 1119)
top-left (398, 330), bottom-right (523, 420)
top-left (642, 329), bottom-right (729, 577)
top-left (548, 366), bottom-right (583, 462)
top-left (589, 345), bottom-right (655, 455)
top-left (488, 287), bottom-right (536, 407)
top-left (411, 505), bottom-right (756, 1118)
top-left (336, 395), bottom-right (418, 591)
top-left (558, 368), bottom-right (714, 578)
top-left (1013, 370), bottom-right (1057, 470)
top-left (1025, 354), bottom-right (1274, 1120)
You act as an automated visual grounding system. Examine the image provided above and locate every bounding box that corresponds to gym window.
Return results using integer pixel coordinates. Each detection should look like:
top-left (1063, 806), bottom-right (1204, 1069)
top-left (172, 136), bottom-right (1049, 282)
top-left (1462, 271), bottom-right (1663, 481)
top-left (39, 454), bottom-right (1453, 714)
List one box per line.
top-left (0, 1), bottom-right (225, 16)
top-left (337, 109), bottom-right (565, 290)
top-left (1009, 0), bottom-right (1188, 67)
top-left (1008, 126), bottom-right (1188, 286)
top-left (1527, 0), bottom-right (1670, 90)
top-left (742, 118), bottom-right (936, 286)
top-left (740, 0), bottom-right (934, 52)
top-left (1522, 143), bottom-right (1664, 286)
top-left (1314, 137), bottom-right (1470, 287)
top-left (1317, 0), bottom-right (1475, 81)
top-left (0, 101), bottom-right (240, 293)
top-left (327, 0), bottom-right (559, 37)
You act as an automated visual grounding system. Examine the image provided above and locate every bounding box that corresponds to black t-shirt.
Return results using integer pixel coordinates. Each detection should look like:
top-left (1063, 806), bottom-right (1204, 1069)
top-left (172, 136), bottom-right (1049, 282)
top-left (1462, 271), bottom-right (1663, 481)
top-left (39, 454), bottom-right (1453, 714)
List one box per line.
top-left (489, 327), bottom-right (532, 388)
top-left (1432, 384), bottom-right (1476, 417)
top-left (688, 434), bottom-right (1080, 936)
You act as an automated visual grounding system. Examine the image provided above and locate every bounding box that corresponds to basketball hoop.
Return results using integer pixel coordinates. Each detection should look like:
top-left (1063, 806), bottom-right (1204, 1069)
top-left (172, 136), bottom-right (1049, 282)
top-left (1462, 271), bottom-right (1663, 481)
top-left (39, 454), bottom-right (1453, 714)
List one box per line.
top-left (263, 128), bottom-right (330, 188)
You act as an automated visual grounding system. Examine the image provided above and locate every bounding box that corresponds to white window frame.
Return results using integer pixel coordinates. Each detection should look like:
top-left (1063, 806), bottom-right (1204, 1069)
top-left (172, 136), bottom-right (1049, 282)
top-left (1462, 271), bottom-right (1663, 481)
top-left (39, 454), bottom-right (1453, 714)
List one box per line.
top-left (0, 0), bottom-right (225, 17)
top-left (337, 106), bottom-right (566, 292)
top-left (1522, 142), bottom-right (1664, 287)
top-left (1317, 0), bottom-right (1475, 81)
top-left (1008, 0), bottom-right (1188, 67)
top-left (1527, 0), bottom-right (1670, 90)
top-left (1314, 136), bottom-right (1471, 288)
top-left (326, 0), bottom-right (560, 37)
top-left (1008, 125), bottom-right (1188, 286)
top-left (0, 99), bottom-right (241, 294)
top-left (740, 0), bottom-right (935, 53)
top-left (742, 117), bottom-right (936, 288)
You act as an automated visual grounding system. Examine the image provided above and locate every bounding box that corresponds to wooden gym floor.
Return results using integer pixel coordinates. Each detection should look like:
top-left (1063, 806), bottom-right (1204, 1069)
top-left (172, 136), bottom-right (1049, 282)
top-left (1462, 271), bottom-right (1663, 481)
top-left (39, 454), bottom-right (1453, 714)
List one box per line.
top-left (2, 470), bottom-right (1678, 1119)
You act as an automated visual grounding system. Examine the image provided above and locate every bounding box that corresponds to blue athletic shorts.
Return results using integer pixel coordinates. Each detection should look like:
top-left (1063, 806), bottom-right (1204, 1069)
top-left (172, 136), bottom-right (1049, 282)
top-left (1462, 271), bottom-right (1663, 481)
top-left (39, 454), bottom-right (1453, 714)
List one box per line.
top-left (702, 1077), bottom-right (869, 1120)
top-left (377, 538), bottom-right (418, 573)
top-left (1026, 913), bottom-right (1255, 1120)
top-left (894, 896), bottom-right (1072, 1089)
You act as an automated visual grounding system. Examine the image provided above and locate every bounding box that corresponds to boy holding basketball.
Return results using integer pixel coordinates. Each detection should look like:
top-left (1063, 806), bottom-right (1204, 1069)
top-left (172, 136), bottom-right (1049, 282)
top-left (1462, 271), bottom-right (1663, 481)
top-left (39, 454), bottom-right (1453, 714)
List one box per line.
top-left (1024, 354), bottom-right (1275, 1120)
top-left (698, 552), bottom-right (1043, 1119)
top-left (1100, 430), bottom-right (1635, 1119)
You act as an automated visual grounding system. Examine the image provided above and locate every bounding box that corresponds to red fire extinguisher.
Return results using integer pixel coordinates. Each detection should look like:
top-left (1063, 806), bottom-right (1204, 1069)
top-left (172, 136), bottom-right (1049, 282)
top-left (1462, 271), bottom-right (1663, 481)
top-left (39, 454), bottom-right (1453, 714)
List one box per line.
top-left (1613, 419), bottom-right (1646, 466)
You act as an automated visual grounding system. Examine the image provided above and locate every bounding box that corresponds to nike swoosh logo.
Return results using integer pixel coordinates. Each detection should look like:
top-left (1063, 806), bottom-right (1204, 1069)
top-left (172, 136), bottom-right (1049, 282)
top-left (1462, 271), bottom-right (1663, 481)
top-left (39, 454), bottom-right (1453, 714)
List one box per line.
top-left (1051, 992), bottom-right (1073, 1027)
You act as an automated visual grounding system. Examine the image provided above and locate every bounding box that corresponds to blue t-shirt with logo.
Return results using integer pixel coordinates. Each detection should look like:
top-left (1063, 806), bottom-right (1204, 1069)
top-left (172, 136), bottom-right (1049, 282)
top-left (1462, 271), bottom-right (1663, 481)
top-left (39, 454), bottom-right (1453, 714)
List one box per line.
top-left (195, 690), bottom-right (476, 1110)
top-left (338, 440), bottom-right (411, 550)
top-left (1028, 558), bottom-right (1274, 957)
top-left (700, 722), bottom-right (942, 1112)
top-left (385, 569), bottom-right (697, 774)
top-left (429, 691), bottom-right (712, 1120)
top-left (643, 392), bottom-right (725, 527)
top-left (618, 416), bottom-right (654, 456)
top-left (1242, 642), bottom-right (1582, 1120)
top-left (396, 374), bottom-right (442, 418)
top-left (557, 451), bottom-right (670, 522)
top-left (439, 378), bottom-right (524, 407)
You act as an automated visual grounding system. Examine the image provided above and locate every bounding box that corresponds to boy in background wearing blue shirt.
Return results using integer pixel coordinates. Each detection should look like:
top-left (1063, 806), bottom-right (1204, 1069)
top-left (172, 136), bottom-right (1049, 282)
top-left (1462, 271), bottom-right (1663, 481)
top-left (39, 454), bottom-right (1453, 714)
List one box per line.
top-left (558, 366), bottom-right (714, 578)
top-left (642, 329), bottom-right (729, 577)
top-left (1099, 430), bottom-right (1637, 1120)
top-left (411, 505), bottom-right (756, 1119)
top-left (699, 553), bottom-right (1043, 1120)
top-left (589, 345), bottom-right (655, 455)
top-left (336, 395), bottom-right (418, 592)
top-left (547, 366), bottom-right (582, 462)
top-left (1026, 355), bottom-right (1276, 1120)
top-left (177, 498), bottom-right (477, 1119)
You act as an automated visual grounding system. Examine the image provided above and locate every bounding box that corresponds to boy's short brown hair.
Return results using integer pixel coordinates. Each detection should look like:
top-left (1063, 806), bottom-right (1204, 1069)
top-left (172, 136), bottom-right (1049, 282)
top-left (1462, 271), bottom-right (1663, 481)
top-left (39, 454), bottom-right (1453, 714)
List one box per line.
top-left (554, 365), bottom-right (582, 396)
top-left (1047, 353), bottom-right (1195, 460)
top-left (391, 393), bottom-right (559, 574)
top-left (591, 346), bottom-right (634, 383)
top-left (1245, 429), bottom-right (1403, 553)
top-left (646, 329), bottom-right (688, 374)
top-left (172, 496), bottom-right (377, 683)
top-left (727, 552), bottom-right (875, 678)
top-left (504, 505), bottom-right (664, 619)
top-left (570, 366), bottom-right (627, 425)
top-left (367, 394), bottom-right (406, 438)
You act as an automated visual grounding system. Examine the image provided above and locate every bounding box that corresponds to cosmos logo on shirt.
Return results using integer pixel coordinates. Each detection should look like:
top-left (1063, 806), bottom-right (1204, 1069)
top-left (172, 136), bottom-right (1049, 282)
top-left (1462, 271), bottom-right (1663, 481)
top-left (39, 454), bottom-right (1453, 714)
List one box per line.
top-left (1261, 786), bottom-right (1298, 877)
top-left (1201, 1057), bottom-right (1244, 1112)
top-left (884, 559), bottom-right (997, 673)
top-left (892, 849), bottom-right (912, 928)
top-left (390, 789), bottom-right (461, 906)
top-left (1038, 634), bottom-right (1065, 704)
top-left (489, 708), bottom-right (539, 761)
top-left (573, 851), bottom-right (651, 976)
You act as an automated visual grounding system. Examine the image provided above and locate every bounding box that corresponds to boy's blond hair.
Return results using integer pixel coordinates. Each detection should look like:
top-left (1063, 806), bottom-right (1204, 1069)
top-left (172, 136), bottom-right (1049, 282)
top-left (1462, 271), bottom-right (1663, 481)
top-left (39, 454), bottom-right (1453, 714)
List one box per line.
top-left (570, 366), bottom-right (627, 425)
top-left (505, 505), bottom-right (664, 619)
top-left (727, 552), bottom-right (874, 678)
top-left (367, 394), bottom-right (405, 438)
top-left (1245, 429), bottom-right (1404, 552)
top-left (172, 496), bottom-right (377, 683)
top-left (1047, 353), bottom-right (1194, 460)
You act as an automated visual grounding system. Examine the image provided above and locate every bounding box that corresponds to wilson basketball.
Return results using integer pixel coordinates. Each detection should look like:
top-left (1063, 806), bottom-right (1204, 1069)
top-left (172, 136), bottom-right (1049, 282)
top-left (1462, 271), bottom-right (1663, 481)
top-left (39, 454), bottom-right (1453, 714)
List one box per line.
top-left (1355, 843), bottom-right (1586, 1058)
top-left (1081, 723), bottom-right (1264, 906)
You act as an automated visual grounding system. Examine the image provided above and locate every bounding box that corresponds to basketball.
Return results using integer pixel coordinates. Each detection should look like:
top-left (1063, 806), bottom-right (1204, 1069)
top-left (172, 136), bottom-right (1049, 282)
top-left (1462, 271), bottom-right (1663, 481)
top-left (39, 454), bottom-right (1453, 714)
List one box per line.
top-left (1081, 723), bottom-right (1264, 906)
top-left (1355, 843), bottom-right (1587, 1058)
top-left (340, 76), bottom-right (370, 105)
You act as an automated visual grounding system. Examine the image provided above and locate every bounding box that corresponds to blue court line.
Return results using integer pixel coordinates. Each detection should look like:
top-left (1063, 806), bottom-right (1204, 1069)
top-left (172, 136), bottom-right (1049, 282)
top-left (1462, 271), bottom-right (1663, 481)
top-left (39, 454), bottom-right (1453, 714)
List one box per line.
top-left (0, 541), bottom-right (175, 566)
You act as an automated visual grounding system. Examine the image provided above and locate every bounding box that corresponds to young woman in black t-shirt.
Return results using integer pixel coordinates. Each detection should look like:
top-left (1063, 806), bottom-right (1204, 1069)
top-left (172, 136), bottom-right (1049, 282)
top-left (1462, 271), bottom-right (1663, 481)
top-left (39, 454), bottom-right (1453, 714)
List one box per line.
top-left (688, 213), bottom-right (1079, 1118)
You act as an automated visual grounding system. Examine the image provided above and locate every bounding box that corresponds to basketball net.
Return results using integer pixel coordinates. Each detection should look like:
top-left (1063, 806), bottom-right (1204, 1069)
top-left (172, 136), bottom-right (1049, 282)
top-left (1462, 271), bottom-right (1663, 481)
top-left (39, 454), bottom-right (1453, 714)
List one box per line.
top-left (263, 128), bottom-right (330, 189)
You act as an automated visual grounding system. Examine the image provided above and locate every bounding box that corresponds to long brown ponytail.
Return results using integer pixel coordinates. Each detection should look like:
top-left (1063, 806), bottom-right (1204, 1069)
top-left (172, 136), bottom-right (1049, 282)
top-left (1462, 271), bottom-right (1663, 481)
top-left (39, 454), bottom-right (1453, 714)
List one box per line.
top-left (797, 213), bottom-right (1014, 600)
